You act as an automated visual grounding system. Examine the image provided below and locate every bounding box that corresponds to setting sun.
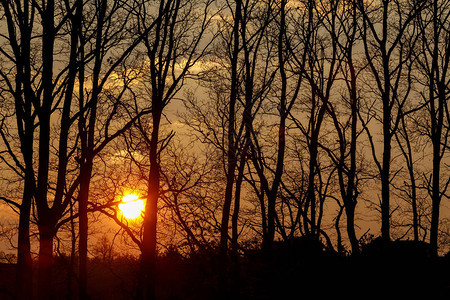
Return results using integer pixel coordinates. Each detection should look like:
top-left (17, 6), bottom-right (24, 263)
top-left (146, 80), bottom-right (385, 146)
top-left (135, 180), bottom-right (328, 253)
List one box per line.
top-left (119, 194), bottom-right (145, 219)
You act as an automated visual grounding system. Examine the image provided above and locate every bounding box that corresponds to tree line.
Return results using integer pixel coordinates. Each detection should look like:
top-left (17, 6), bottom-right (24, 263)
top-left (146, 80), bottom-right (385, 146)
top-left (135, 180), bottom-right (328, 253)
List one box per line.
top-left (0, 0), bottom-right (448, 299)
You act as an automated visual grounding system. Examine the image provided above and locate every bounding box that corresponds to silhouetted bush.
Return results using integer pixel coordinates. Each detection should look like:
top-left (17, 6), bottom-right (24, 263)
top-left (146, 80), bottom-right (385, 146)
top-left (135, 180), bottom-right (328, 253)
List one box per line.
top-left (361, 237), bottom-right (430, 260)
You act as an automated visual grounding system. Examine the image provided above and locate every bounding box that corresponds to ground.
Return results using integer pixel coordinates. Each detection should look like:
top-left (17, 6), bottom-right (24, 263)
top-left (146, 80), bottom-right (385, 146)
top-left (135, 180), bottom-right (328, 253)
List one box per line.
top-left (0, 244), bottom-right (449, 299)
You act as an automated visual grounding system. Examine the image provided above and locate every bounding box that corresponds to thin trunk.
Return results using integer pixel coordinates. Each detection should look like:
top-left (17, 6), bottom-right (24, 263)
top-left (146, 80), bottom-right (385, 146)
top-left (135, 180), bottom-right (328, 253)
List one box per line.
top-left (335, 205), bottom-right (344, 253)
top-left (396, 115), bottom-right (419, 242)
top-left (231, 152), bottom-right (245, 298)
top-left (381, 96), bottom-right (391, 241)
top-left (220, 0), bottom-right (241, 257)
top-left (68, 203), bottom-right (76, 300)
top-left (380, 2), bottom-right (391, 241)
top-left (429, 0), bottom-right (445, 258)
top-left (429, 88), bottom-right (444, 257)
top-left (231, 154), bottom-right (246, 256)
top-left (259, 188), bottom-right (267, 240)
top-left (429, 148), bottom-right (441, 257)
top-left (347, 55), bottom-right (360, 255)
top-left (265, 0), bottom-right (288, 249)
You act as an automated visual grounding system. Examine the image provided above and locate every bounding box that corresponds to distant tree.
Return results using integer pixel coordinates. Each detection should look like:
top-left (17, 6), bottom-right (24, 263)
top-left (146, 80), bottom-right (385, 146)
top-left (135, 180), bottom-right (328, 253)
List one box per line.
top-left (413, 0), bottom-right (450, 256)
top-left (92, 235), bottom-right (117, 263)
top-left (218, 0), bottom-right (242, 258)
top-left (287, 0), bottom-right (342, 242)
top-left (325, 0), bottom-right (364, 255)
top-left (159, 141), bottom-right (221, 254)
top-left (225, 0), bottom-right (277, 252)
top-left (393, 105), bottom-right (426, 242)
top-left (357, 0), bottom-right (424, 241)
top-left (246, 0), bottom-right (302, 250)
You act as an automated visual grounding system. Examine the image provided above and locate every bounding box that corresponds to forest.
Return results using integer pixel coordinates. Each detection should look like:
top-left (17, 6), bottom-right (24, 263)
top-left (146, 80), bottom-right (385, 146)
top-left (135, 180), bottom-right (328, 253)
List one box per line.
top-left (0, 0), bottom-right (449, 299)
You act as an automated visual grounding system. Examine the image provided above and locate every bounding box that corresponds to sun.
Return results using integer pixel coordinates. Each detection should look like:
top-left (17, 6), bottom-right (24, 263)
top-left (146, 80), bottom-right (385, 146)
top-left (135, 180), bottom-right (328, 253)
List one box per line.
top-left (118, 193), bottom-right (145, 219)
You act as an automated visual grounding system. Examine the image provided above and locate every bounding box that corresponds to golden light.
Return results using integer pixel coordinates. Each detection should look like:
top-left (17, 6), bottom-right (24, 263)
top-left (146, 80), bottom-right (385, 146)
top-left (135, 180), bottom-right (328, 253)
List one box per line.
top-left (118, 193), bottom-right (145, 219)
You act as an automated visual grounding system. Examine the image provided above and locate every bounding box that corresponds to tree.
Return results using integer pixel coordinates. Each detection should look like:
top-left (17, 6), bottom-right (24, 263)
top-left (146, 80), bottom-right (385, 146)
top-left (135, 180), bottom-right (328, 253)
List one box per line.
top-left (219, 0), bottom-right (242, 258)
top-left (413, 0), bottom-right (450, 256)
top-left (132, 1), bottom-right (216, 298)
top-left (225, 0), bottom-right (277, 252)
top-left (0, 0), bottom-right (37, 297)
top-left (357, 0), bottom-right (424, 241)
top-left (0, 1), bottom-right (82, 298)
top-left (286, 0), bottom-right (342, 242)
top-left (0, 1), bottom-right (155, 298)
top-left (246, 0), bottom-right (302, 249)
top-left (74, 0), bottom-right (157, 298)
top-left (325, 0), bottom-right (363, 255)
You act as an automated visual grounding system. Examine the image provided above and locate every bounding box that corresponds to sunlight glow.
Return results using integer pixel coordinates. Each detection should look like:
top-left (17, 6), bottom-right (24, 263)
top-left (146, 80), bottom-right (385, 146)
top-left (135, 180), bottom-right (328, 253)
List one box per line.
top-left (118, 194), bottom-right (145, 219)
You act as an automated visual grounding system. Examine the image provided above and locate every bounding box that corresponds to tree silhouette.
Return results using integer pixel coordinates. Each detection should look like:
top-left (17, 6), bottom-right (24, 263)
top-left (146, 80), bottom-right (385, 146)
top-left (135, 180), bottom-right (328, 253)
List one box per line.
top-left (413, 0), bottom-right (450, 257)
top-left (0, 0), bottom-right (449, 299)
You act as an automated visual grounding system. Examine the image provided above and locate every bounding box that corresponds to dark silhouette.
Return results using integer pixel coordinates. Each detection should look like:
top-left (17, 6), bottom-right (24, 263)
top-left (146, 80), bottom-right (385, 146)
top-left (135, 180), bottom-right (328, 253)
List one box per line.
top-left (0, 0), bottom-right (449, 299)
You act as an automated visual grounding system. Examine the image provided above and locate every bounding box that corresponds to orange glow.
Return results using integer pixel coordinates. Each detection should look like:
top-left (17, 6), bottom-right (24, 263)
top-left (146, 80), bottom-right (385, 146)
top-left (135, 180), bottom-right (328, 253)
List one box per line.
top-left (118, 193), bottom-right (144, 219)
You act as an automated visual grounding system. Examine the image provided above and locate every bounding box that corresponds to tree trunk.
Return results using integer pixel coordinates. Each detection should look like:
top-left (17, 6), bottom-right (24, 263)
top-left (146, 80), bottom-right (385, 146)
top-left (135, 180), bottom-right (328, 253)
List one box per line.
top-left (78, 164), bottom-right (91, 300)
top-left (37, 225), bottom-right (55, 300)
top-left (429, 152), bottom-right (441, 257)
top-left (381, 105), bottom-right (391, 241)
top-left (429, 89), bottom-right (444, 257)
top-left (428, 0), bottom-right (446, 256)
top-left (79, 1), bottom-right (102, 295)
top-left (231, 154), bottom-right (246, 256)
top-left (345, 204), bottom-right (359, 255)
top-left (220, 0), bottom-right (241, 257)
top-left (16, 178), bottom-right (33, 300)
top-left (139, 109), bottom-right (161, 300)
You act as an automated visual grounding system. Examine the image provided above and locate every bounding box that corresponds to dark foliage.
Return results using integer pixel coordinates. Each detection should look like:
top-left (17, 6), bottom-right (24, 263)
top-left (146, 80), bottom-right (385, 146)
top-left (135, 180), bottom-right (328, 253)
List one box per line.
top-left (1, 239), bottom-right (448, 299)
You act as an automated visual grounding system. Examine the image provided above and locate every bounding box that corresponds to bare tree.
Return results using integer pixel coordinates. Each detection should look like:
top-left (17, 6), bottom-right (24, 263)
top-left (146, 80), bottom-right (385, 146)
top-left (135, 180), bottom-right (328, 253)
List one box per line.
top-left (0, 0), bottom-right (37, 297)
top-left (0, 1), bottom-right (156, 298)
top-left (0, 1), bottom-right (83, 298)
top-left (393, 106), bottom-right (426, 242)
top-left (131, 1), bottom-right (216, 298)
top-left (413, 0), bottom-right (450, 256)
top-left (357, 0), bottom-right (424, 241)
top-left (325, 0), bottom-right (364, 255)
top-left (219, 0), bottom-right (242, 258)
top-left (74, 0), bottom-right (158, 298)
top-left (245, 0), bottom-right (303, 250)
top-left (183, 0), bottom-right (277, 255)
top-left (285, 0), bottom-right (342, 243)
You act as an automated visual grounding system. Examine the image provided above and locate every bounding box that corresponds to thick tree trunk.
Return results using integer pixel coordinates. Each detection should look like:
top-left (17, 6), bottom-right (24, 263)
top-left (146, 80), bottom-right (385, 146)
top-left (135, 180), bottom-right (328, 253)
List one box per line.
top-left (139, 110), bottom-right (161, 300)
top-left (16, 180), bottom-right (33, 300)
top-left (37, 225), bottom-right (55, 300)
